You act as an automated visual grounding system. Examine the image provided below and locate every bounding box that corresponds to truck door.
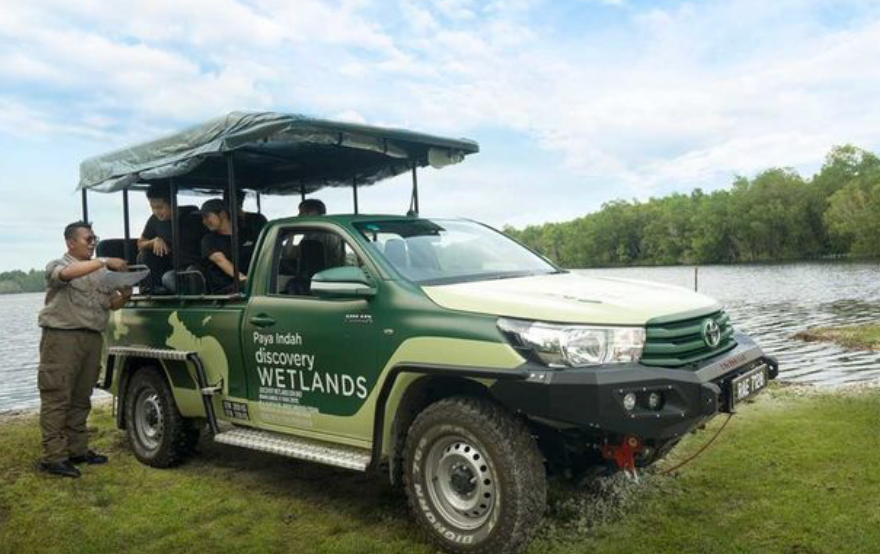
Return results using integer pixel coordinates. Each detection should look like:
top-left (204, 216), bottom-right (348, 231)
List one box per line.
top-left (242, 225), bottom-right (380, 442)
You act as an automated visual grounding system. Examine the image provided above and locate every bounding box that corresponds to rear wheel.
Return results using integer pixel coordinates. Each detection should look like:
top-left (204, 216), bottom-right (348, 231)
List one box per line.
top-left (403, 396), bottom-right (546, 554)
top-left (124, 367), bottom-right (200, 467)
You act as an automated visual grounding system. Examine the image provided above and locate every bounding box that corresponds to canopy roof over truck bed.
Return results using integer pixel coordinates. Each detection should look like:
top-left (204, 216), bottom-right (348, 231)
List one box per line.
top-left (78, 111), bottom-right (480, 195)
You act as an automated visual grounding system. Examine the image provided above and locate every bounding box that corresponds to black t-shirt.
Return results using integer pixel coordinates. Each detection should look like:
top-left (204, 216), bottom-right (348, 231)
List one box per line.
top-left (201, 232), bottom-right (257, 293)
top-left (241, 212), bottom-right (268, 244)
top-left (141, 206), bottom-right (205, 268)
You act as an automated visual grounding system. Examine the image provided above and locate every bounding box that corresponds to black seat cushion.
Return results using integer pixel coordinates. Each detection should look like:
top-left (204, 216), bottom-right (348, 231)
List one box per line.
top-left (284, 239), bottom-right (326, 295)
top-left (96, 238), bottom-right (138, 264)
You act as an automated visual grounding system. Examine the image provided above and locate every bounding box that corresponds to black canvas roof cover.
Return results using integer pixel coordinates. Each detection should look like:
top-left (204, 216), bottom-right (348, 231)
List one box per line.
top-left (78, 111), bottom-right (479, 195)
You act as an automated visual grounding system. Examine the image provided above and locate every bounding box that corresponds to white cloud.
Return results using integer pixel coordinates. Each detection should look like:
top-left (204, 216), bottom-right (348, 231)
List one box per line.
top-left (400, 0), bottom-right (441, 32)
top-left (330, 110), bottom-right (368, 124)
top-left (430, 0), bottom-right (478, 20)
top-left (2, 0), bottom-right (880, 272)
top-left (376, 0), bottom-right (880, 194)
top-left (0, 98), bottom-right (114, 141)
top-left (0, 0), bottom-right (404, 126)
top-left (577, 0), bottom-right (626, 6)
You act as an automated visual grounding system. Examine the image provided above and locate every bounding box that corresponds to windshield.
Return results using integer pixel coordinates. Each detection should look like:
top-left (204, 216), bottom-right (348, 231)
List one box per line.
top-left (354, 219), bottom-right (559, 285)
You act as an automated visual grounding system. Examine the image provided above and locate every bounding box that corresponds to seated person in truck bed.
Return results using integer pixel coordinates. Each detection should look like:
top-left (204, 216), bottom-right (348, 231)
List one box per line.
top-left (137, 183), bottom-right (205, 293)
top-left (223, 189), bottom-right (268, 246)
top-left (294, 199), bottom-right (345, 266)
top-left (199, 199), bottom-right (256, 294)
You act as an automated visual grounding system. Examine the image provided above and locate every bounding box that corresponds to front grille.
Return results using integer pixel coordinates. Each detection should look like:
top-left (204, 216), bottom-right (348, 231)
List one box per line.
top-left (640, 310), bottom-right (737, 368)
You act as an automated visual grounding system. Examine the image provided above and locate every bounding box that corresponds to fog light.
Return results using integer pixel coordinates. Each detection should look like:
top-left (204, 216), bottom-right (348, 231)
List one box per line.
top-left (648, 392), bottom-right (664, 410)
top-left (623, 392), bottom-right (637, 411)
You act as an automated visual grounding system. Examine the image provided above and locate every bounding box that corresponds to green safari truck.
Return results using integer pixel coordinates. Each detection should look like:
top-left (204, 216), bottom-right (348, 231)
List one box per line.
top-left (81, 112), bottom-right (778, 554)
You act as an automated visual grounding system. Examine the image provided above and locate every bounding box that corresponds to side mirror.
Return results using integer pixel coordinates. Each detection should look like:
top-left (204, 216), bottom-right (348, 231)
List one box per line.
top-left (311, 266), bottom-right (376, 299)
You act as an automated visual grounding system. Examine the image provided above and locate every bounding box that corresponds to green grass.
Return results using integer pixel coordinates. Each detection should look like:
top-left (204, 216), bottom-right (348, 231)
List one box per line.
top-left (795, 324), bottom-right (880, 350)
top-left (1, 386), bottom-right (879, 554)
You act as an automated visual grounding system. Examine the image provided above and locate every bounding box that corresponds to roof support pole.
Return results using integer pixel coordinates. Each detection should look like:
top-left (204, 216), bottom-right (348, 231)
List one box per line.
top-left (122, 188), bottom-right (131, 263)
top-left (226, 153), bottom-right (241, 295)
top-left (411, 164), bottom-right (419, 215)
top-left (352, 177), bottom-right (359, 214)
top-left (169, 178), bottom-right (180, 296)
top-left (81, 189), bottom-right (89, 222)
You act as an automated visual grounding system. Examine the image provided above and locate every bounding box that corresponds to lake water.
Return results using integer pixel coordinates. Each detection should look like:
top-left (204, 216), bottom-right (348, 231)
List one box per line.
top-left (1, 261), bottom-right (878, 412)
top-left (577, 262), bottom-right (880, 385)
top-left (0, 293), bottom-right (45, 412)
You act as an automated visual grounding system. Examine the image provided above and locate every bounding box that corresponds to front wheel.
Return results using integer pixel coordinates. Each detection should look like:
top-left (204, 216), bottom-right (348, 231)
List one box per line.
top-left (403, 396), bottom-right (547, 554)
top-left (124, 367), bottom-right (199, 467)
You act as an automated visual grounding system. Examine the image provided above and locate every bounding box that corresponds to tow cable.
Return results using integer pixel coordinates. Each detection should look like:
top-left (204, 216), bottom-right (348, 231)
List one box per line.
top-left (662, 413), bottom-right (734, 476)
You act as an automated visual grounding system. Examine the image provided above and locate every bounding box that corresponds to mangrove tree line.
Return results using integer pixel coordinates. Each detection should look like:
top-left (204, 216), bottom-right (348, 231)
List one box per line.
top-left (0, 269), bottom-right (46, 295)
top-left (504, 145), bottom-right (880, 267)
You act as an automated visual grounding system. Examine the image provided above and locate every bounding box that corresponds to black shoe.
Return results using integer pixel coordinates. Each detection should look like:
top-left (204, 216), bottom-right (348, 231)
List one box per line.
top-left (39, 461), bottom-right (82, 478)
top-left (69, 450), bottom-right (109, 465)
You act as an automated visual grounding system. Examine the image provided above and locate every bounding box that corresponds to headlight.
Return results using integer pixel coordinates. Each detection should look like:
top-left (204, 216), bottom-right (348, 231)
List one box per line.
top-left (497, 318), bottom-right (646, 368)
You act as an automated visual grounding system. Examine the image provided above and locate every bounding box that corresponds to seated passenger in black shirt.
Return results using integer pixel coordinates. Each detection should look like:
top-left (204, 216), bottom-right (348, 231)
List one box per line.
top-left (222, 189), bottom-right (268, 245)
top-left (137, 183), bottom-right (206, 292)
top-left (199, 199), bottom-right (256, 294)
top-left (283, 198), bottom-right (345, 267)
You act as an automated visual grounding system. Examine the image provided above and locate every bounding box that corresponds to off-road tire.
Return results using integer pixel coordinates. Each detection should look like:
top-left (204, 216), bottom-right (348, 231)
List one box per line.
top-left (403, 396), bottom-right (547, 554)
top-left (124, 367), bottom-right (199, 467)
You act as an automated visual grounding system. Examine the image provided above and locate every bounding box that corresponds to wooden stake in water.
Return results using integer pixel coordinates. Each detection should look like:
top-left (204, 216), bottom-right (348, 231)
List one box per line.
top-left (694, 267), bottom-right (699, 292)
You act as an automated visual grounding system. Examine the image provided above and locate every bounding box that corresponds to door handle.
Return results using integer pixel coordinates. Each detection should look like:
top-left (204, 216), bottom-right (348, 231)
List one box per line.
top-left (249, 314), bottom-right (276, 328)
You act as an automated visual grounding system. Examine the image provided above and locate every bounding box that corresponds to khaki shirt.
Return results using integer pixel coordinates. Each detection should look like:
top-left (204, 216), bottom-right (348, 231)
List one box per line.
top-left (37, 254), bottom-right (115, 332)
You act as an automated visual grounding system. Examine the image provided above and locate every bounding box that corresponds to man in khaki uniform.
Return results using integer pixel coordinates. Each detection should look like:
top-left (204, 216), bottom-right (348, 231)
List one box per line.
top-left (37, 221), bottom-right (132, 478)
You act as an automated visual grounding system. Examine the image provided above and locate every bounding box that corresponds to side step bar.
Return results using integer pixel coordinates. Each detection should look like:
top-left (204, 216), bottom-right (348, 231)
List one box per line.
top-left (214, 427), bottom-right (372, 472)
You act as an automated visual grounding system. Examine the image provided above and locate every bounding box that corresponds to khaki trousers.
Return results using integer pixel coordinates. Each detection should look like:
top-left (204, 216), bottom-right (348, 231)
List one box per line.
top-left (38, 328), bottom-right (103, 463)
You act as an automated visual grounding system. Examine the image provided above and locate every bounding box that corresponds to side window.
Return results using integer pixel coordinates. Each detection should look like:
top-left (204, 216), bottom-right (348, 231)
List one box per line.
top-left (274, 229), bottom-right (361, 296)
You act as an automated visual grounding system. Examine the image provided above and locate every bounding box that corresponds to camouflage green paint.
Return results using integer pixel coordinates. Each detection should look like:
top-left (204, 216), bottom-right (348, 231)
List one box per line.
top-left (248, 337), bottom-right (517, 447)
top-left (106, 215), bottom-right (725, 455)
top-left (105, 300), bottom-right (249, 420)
top-left (237, 219), bottom-right (512, 439)
top-left (105, 355), bottom-right (205, 418)
top-left (164, 359), bottom-right (197, 390)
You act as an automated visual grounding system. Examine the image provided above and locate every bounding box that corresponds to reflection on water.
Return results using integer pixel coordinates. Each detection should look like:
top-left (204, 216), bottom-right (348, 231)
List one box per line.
top-left (0, 293), bottom-right (112, 413)
top-left (579, 261), bottom-right (880, 386)
top-left (0, 293), bottom-right (44, 412)
top-left (1, 262), bottom-right (878, 412)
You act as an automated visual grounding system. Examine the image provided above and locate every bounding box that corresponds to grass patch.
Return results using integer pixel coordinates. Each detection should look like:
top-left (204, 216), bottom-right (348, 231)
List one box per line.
top-left (1, 386), bottom-right (878, 554)
top-left (794, 323), bottom-right (880, 350)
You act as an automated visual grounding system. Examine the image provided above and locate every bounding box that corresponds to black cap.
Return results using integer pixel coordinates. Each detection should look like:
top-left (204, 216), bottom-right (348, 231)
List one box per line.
top-left (198, 199), bottom-right (228, 215)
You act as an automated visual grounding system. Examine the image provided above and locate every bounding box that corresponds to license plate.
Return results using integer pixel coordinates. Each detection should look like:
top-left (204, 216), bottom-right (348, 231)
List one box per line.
top-left (731, 365), bottom-right (768, 406)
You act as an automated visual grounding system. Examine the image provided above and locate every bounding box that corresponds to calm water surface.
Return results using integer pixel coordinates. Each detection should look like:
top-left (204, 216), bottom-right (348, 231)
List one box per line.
top-left (0, 293), bottom-right (45, 412)
top-left (578, 262), bottom-right (880, 385)
top-left (1, 262), bottom-right (878, 412)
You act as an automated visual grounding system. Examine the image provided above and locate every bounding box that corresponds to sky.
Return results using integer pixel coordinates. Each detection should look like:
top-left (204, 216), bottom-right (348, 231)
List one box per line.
top-left (1, 0), bottom-right (880, 271)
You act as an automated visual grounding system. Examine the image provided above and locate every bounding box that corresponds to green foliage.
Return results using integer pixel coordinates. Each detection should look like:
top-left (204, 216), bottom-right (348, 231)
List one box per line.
top-left (0, 269), bottom-right (44, 295)
top-left (822, 147), bottom-right (880, 257)
top-left (506, 145), bottom-right (879, 266)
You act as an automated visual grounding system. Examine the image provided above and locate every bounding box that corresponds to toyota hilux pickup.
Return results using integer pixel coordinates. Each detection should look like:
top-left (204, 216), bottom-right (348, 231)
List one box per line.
top-left (80, 111), bottom-right (778, 554)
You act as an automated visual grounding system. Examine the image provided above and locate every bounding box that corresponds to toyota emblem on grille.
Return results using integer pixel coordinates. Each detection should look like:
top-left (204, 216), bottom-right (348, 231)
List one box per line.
top-left (702, 319), bottom-right (722, 348)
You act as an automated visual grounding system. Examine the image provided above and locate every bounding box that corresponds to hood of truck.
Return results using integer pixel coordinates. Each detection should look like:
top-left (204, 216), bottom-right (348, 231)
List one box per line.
top-left (421, 272), bottom-right (720, 325)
